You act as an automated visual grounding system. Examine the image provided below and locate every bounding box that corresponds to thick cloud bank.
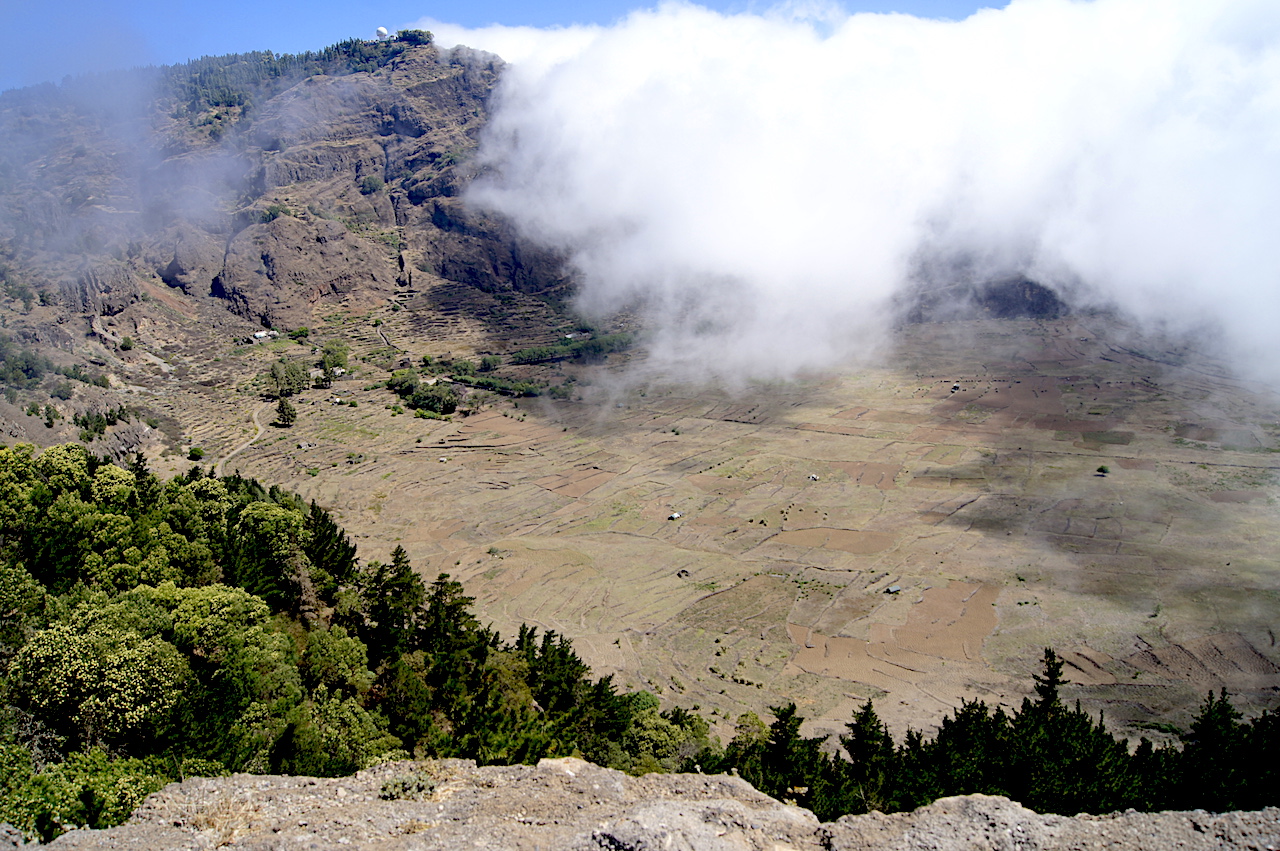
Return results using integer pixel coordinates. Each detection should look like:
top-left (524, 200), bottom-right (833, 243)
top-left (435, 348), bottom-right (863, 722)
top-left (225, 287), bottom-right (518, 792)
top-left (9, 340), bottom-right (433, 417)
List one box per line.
top-left (434, 1), bottom-right (1280, 383)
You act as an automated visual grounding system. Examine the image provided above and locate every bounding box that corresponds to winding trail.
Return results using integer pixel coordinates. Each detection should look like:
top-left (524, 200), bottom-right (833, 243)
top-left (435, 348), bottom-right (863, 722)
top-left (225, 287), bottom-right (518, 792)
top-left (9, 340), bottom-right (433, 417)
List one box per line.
top-left (216, 401), bottom-right (272, 477)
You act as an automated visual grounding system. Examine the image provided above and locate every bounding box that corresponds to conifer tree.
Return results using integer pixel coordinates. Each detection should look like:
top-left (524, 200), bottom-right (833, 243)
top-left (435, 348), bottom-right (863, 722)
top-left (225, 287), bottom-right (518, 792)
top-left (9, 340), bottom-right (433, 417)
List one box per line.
top-left (1179, 689), bottom-right (1246, 811)
top-left (757, 703), bottom-right (827, 808)
top-left (1032, 646), bottom-right (1068, 708)
top-left (361, 546), bottom-right (426, 662)
top-left (832, 701), bottom-right (897, 816)
top-left (1239, 707), bottom-right (1280, 811)
top-left (275, 397), bottom-right (297, 427)
top-left (302, 501), bottom-right (356, 602)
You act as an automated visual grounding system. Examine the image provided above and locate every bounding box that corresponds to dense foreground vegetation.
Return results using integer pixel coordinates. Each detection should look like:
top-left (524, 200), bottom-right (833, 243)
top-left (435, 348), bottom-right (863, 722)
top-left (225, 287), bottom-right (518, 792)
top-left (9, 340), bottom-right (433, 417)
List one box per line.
top-left (701, 653), bottom-right (1278, 821)
top-left (0, 444), bottom-right (1275, 840)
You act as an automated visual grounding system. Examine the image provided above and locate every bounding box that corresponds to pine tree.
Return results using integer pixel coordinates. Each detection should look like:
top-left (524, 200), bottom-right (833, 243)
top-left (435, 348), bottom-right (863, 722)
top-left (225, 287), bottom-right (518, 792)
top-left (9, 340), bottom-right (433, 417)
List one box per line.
top-left (302, 501), bottom-right (356, 602)
top-left (821, 701), bottom-right (897, 817)
top-left (126, 452), bottom-right (162, 511)
top-left (519, 627), bottom-right (589, 715)
top-left (1130, 736), bottom-right (1179, 811)
top-left (372, 657), bottom-right (436, 755)
top-left (1239, 707), bottom-right (1280, 810)
top-left (753, 703), bottom-right (827, 808)
top-left (894, 729), bottom-right (940, 812)
top-left (275, 397), bottom-right (297, 427)
top-left (1032, 647), bottom-right (1068, 708)
top-left (1178, 689), bottom-right (1245, 811)
top-left (361, 547), bottom-right (426, 662)
top-left (418, 571), bottom-right (489, 715)
top-left (929, 699), bottom-right (1010, 798)
top-left (1005, 650), bottom-right (1138, 814)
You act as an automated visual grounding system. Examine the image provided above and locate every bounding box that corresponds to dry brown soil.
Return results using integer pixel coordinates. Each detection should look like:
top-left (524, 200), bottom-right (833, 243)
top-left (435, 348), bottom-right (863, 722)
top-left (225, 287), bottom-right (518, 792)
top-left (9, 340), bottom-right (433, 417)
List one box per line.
top-left (134, 306), bottom-right (1280, 742)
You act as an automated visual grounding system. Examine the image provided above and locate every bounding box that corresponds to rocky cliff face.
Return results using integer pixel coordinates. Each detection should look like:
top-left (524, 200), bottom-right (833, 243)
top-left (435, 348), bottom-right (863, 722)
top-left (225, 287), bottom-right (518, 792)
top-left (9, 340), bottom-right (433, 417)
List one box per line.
top-left (37, 759), bottom-right (1280, 851)
top-left (0, 41), bottom-right (565, 332)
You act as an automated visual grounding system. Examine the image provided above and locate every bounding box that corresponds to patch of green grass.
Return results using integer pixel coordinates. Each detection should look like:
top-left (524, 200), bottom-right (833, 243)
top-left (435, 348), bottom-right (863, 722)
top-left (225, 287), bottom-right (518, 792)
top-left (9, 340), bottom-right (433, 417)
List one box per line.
top-left (1082, 431), bottom-right (1133, 445)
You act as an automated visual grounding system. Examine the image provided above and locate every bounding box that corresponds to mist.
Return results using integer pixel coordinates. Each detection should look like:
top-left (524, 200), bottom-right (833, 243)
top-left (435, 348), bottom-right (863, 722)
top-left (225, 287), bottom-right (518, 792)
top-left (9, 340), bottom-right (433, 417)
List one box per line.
top-left (424, 0), bottom-right (1280, 384)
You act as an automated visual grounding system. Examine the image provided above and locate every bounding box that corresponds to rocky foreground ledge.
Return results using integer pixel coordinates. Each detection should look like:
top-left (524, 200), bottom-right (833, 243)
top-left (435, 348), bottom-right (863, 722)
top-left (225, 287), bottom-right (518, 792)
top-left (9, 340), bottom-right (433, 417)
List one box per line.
top-left (33, 758), bottom-right (1280, 850)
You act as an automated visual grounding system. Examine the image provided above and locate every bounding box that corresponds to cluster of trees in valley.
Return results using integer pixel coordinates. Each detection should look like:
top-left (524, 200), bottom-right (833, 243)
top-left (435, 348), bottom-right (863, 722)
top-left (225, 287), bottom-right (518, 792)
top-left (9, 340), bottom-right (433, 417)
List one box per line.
top-left (0, 444), bottom-right (1275, 842)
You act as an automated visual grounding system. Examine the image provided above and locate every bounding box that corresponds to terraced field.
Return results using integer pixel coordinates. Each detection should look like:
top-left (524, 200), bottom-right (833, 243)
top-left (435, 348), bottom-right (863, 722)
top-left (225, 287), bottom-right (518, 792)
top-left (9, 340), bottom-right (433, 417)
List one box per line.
top-left (190, 307), bottom-right (1280, 742)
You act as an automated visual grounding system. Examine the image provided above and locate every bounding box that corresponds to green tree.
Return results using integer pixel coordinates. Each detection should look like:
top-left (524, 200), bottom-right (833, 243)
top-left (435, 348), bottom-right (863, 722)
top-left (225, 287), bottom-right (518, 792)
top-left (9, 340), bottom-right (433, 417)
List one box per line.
top-left (269, 359), bottom-right (309, 398)
top-left (21, 491), bottom-right (99, 593)
top-left (302, 501), bottom-right (356, 604)
top-left (925, 699), bottom-right (1010, 798)
top-left (757, 703), bottom-right (827, 808)
top-left (33, 443), bottom-right (91, 498)
top-left (371, 656), bottom-right (436, 755)
top-left (409, 383), bottom-right (458, 415)
top-left (360, 548), bottom-right (426, 662)
top-left (119, 583), bottom-right (256, 662)
top-left (275, 397), bottom-right (297, 427)
top-left (0, 444), bottom-right (38, 554)
top-left (320, 339), bottom-right (349, 372)
top-left (1032, 647), bottom-right (1068, 707)
top-left (0, 749), bottom-right (171, 843)
top-left (89, 464), bottom-right (135, 511)
top-left (0, 561), bottom-right (45, 660)
top-left (126, 452), bottom-right (163, 513)
top-left (999, 648), bottom-right (1138, 814)
top-left (271, 695), bottom-right (399, 776)
top-left (230, 501), bottom-right (312, 613)
top-left (1178, 689), bottom-right (1246, 811)
top-left (1239, 707), bottom-right (1280, 810)
top-left (396, 29), bottom-right (433, 45)
top-left (720, 711), bottom-right (769, 782)
top-left (300, 626), bottom-right (373, 699)
top-left (517, 626), bottom-right (589, 716)
top-left (616, 692), bottom-right (710, 775)
top-left (829, 701), bottom-right (898, 816)
top-left (7, 622), bottom-right (190, 751)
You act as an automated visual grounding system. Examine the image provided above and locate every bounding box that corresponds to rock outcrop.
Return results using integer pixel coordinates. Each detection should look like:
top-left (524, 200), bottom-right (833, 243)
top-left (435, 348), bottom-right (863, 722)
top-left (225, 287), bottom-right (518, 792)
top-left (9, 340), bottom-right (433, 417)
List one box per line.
top-left (0, 41), bottom-right (565, 332)
top-left (40, 759), bottom-right (1280, 851)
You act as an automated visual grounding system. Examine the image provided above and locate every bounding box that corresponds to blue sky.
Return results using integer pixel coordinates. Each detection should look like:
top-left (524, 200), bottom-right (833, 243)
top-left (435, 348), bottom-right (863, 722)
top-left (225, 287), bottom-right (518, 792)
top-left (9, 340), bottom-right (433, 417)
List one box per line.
top-left (0, 0), bottom-right (1003, 93)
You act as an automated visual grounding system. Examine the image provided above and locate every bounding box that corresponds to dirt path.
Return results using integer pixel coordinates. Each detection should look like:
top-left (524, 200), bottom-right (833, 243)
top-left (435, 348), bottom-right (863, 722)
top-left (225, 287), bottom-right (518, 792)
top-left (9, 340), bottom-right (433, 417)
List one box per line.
top-left (216, 401), bottom-right (271, 477)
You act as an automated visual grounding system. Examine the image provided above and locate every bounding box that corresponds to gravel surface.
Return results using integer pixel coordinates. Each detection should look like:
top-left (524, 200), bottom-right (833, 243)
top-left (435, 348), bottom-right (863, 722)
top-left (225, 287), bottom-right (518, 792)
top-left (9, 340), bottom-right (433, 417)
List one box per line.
top-left (35, 759), bottom-right (1280, 851)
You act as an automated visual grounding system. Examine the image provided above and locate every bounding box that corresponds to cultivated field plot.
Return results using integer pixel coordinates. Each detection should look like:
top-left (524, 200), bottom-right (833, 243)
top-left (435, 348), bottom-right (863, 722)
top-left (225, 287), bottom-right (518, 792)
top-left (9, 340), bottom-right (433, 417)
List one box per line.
top-left (210, 314), bottom-right (1280, 740)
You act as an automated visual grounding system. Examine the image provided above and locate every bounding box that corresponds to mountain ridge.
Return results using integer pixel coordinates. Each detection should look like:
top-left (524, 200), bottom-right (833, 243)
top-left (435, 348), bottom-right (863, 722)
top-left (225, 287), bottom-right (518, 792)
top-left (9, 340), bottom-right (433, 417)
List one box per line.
top-left (1, 33), bottom-right (1279, 844)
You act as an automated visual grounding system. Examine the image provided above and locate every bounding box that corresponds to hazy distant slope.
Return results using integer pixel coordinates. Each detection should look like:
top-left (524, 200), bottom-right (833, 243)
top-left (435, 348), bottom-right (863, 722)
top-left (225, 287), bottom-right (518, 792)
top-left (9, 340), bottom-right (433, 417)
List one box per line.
top-left (0, 33), bottom-right (563, 333)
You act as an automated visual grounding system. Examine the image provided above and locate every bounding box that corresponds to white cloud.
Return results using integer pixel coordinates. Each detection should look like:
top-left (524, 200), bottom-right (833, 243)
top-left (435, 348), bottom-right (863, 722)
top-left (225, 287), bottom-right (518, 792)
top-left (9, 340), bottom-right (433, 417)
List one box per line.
top-left (415, 17), bottom-right (604, 74)
top-left (440, 0), bottom-right (1280, 383)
